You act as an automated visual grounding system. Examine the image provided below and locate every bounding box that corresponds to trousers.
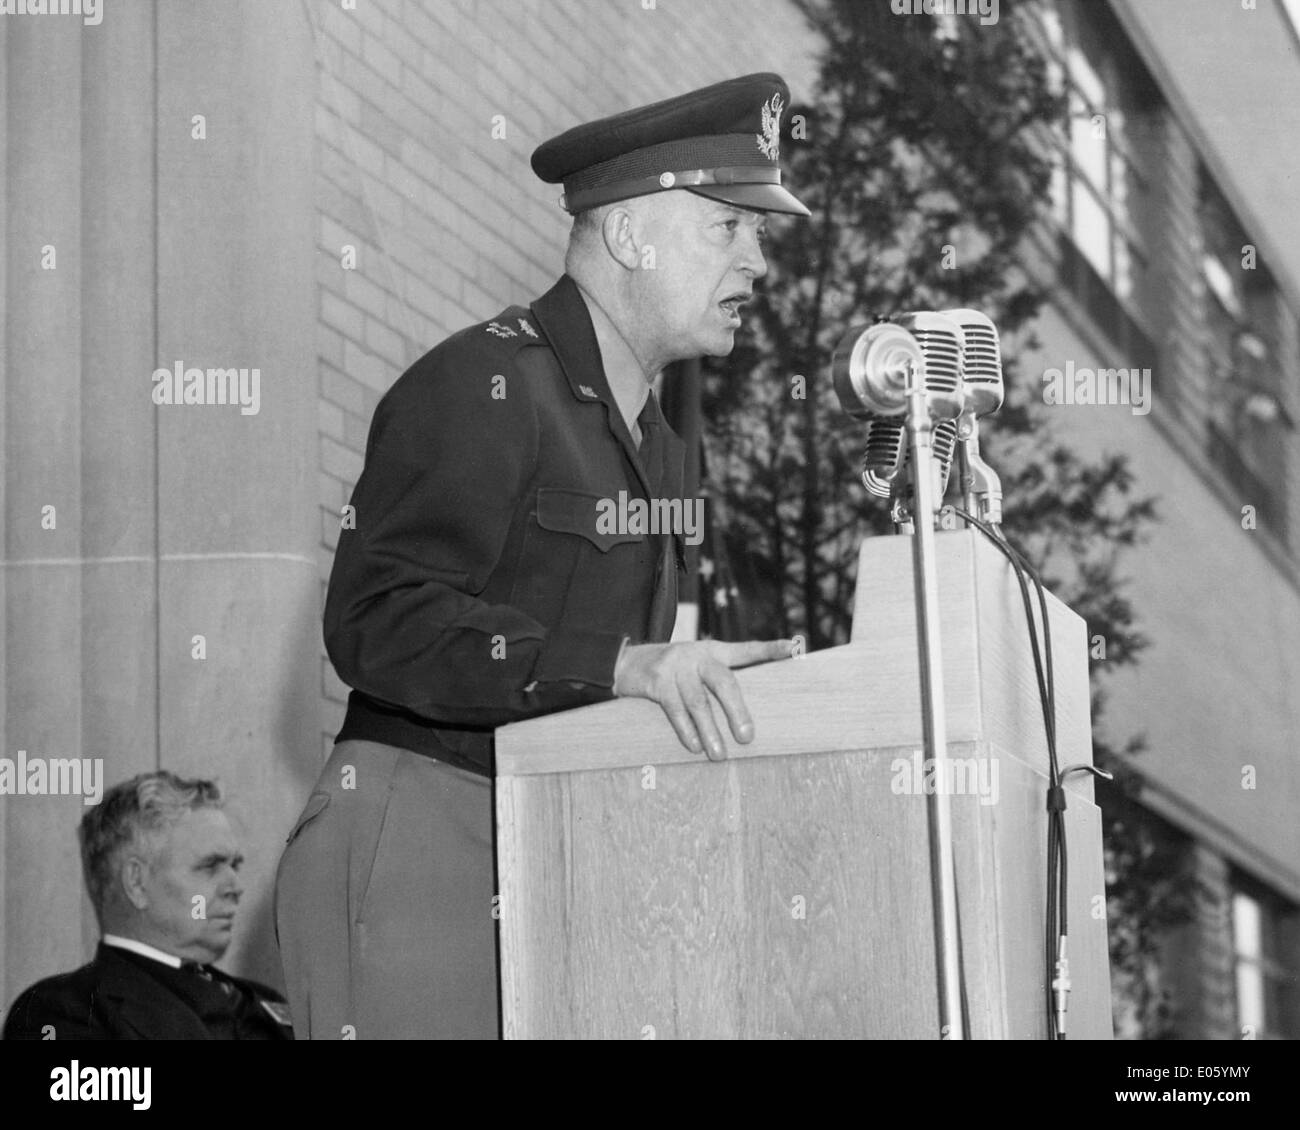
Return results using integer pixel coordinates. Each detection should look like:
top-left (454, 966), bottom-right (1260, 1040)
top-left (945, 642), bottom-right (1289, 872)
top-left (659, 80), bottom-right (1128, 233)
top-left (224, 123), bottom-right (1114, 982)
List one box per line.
top-left (274, 739), bottom-right (499, 1039)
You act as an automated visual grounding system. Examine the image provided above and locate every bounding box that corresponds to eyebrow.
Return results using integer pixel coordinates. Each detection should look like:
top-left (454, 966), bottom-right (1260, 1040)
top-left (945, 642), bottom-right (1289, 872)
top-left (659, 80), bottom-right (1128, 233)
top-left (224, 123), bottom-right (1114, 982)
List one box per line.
top-left (194, 851), bottom-right (244, 869)
top-left (712, 204), bottom-right (767, 227)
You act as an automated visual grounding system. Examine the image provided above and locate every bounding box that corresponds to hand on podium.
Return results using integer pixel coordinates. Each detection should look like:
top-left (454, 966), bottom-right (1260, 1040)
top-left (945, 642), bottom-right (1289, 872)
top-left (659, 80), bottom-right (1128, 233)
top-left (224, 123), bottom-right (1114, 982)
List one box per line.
top-left (611, 639), bottom-right (796, 760)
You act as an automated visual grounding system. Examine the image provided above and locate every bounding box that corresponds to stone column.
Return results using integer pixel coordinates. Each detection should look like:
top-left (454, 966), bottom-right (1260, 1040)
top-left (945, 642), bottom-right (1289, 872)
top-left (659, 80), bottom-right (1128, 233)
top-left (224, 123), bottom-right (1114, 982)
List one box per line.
top-left (2, 12), bottom-right (90, 1008)
top-left (2, 0), bottom-right (321, 1005)
top-left (153, 0), bottom-right (320, 989)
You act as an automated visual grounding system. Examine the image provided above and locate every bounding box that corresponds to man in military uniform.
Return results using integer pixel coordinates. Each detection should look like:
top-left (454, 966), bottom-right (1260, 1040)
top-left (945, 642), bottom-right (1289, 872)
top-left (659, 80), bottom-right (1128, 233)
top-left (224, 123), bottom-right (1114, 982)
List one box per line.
top-left (275, 73), bottom-right (811, 1039)
top-left (4, 771), bottom-right (292, 1040)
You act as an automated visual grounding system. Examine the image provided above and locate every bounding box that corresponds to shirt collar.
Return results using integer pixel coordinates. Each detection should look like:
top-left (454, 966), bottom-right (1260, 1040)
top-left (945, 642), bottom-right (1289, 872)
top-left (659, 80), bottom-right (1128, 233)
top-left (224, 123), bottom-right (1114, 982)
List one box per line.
top-left (102, 933), bottom-right (184, 969)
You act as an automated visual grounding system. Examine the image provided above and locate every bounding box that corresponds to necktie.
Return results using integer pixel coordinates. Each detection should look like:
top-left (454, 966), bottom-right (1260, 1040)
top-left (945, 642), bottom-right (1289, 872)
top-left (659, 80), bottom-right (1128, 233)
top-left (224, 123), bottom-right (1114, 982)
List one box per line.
top-left (182, 960), bottom-right (235, 997)
top-left (637, 394), bottom-right (661, 485)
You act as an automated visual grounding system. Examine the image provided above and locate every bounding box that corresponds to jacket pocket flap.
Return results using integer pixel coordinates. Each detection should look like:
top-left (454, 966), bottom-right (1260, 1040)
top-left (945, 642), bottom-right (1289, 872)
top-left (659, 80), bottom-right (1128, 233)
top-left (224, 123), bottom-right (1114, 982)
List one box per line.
top-left (535, 487), bottom-right (642, 552)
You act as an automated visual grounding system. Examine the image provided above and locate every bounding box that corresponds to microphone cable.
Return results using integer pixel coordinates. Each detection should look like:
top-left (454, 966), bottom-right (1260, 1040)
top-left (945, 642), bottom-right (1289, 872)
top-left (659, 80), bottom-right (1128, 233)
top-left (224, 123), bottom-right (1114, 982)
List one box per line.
top-left (953, 508), bottom-right (1073, 1040)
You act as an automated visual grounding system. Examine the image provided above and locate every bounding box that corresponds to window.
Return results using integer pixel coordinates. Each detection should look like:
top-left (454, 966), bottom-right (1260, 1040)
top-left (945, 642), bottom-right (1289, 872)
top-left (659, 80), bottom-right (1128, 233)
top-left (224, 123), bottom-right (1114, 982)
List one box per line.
top-left (1041, 0), bottom-right (1157, 307)
top-left (1232, 879), bottom-right (1300, 1039)
top-left (1199, 169), bottom-right (1292, 543)
top-left (1032, 1), bottom-right (1160, 372)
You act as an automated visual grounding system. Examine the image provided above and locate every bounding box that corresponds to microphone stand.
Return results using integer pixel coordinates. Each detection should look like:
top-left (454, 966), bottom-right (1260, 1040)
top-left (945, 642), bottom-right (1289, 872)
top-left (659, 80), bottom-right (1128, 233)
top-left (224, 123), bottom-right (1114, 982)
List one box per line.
top-left (904, 375), bottom-right (966, 1040)
top-left (957, 415), bottom-right (1003, 527)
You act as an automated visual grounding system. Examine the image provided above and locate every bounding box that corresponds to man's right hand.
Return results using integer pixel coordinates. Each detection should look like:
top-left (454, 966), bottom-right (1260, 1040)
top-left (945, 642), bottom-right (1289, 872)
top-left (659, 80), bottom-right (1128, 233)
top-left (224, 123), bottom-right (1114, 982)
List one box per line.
top-left (611, 639), bottom-right (796, 760)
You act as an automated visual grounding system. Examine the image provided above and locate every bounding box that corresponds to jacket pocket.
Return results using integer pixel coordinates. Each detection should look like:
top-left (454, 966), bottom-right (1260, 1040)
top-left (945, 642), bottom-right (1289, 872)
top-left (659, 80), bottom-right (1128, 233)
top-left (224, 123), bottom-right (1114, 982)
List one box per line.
top-left (535, 486), bottom-right (643, 552)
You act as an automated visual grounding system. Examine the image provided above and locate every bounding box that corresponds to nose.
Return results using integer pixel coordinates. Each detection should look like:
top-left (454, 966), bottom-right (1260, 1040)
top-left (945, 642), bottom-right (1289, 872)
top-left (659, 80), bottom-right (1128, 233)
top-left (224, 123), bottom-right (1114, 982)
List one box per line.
top-left (224, 868), bottom-right (244, 902)
top-left (739, 226), bottom-right (767, 280)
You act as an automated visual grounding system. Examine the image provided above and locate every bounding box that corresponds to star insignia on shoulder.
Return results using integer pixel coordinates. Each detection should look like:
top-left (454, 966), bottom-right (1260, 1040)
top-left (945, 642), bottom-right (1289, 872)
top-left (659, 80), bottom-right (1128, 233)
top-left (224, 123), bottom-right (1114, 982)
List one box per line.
top-left (517, 318), bottom-right (538, 338)
top-left (486, 321), bottom-right (517, 339)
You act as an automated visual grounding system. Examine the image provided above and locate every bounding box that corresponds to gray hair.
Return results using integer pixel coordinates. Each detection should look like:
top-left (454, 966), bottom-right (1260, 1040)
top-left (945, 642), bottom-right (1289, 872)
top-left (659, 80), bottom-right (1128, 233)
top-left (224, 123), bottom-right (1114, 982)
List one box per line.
top-left (564, 205), bottom-right (606, 275)
top-left (79, 771), bottom-right (223, 922)
top-left (570, 206), bottom-right (606, 241)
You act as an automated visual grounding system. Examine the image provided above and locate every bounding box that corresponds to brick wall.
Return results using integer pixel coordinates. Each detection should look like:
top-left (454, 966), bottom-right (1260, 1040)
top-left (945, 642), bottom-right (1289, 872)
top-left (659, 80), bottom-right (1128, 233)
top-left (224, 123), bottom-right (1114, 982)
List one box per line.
top-left (303, 0), bottom-right (820, 755)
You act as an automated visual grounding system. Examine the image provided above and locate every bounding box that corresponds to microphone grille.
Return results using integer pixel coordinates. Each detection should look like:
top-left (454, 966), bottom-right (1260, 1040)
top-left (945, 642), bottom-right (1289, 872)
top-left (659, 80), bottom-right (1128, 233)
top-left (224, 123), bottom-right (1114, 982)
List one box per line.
top-left (957, 323), bottom-right (1000, 392)
top-left (910, 326), bottom-right (963, 397)
top-left (862, 416), bottom-right (906, 499)
top-left (893, 311), bottom-right (965, 419)
top-left (940, 308), bottom-right (1003, 414)
top-left (932, 419), bottom-right (959, 495)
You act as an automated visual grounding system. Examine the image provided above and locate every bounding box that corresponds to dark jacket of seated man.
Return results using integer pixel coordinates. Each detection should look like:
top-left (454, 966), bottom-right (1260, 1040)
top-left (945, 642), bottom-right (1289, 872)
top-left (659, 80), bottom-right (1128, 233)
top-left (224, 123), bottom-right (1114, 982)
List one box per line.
top-left (3, 938), bottom-right (291, 1041)
top-left (2, 771), bottom-right (292, 1041)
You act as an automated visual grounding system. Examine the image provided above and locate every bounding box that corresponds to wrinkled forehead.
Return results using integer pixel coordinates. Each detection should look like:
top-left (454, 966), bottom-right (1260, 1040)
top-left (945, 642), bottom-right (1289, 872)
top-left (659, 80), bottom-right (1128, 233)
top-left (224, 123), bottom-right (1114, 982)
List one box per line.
top-left (149, 806), bottom-right (239, 865)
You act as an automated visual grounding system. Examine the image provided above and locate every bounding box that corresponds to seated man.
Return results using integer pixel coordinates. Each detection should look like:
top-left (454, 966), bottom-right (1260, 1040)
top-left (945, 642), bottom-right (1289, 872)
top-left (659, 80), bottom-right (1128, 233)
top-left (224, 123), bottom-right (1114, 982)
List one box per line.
top-left (3, 770), bottom-right (292, 1040)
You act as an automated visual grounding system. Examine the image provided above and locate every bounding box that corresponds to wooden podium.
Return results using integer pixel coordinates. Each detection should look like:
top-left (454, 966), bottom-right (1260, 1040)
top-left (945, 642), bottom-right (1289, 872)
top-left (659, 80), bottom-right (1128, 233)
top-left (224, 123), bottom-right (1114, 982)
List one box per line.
top-left (494, 530), bottom-right (1112, 1039)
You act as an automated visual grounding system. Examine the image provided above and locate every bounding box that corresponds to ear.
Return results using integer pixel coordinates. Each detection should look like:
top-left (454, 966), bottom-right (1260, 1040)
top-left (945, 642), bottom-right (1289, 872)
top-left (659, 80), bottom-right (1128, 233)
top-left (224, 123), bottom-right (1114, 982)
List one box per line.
top-left (600, 206), bottom-right (644, 272)
top-left (120, 855), bottom-right (150, 911)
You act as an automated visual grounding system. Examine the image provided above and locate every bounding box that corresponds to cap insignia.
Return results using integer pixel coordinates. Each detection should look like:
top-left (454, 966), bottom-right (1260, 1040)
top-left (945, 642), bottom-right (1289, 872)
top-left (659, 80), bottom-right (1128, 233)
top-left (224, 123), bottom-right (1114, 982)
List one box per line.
top-left (757, 91), bottom-right (784, 161)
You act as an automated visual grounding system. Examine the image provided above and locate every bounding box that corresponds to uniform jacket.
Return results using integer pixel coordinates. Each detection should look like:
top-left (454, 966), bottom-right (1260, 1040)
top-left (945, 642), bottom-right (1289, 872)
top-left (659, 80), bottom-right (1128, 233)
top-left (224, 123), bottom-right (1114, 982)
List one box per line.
top-left (325, 274), bottom-right (688, 775)
top-left (2, 942), bottom-right (294, 1040)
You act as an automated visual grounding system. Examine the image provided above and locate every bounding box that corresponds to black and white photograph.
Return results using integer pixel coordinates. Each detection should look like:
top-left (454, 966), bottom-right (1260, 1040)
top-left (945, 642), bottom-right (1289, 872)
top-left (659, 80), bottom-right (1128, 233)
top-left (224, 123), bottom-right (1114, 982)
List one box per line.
top-left (0, 0), bottom-right (1295, 1101)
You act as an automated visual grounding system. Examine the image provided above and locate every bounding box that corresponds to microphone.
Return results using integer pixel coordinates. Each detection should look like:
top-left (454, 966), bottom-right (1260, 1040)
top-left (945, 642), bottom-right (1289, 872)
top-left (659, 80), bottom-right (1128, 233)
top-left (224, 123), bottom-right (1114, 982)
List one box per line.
top-left (891, 312), bottom-right (965, 422)
top-left (891, 312), bottom-right (967, 504)
top-left (932, 419), bottom-right (960, 497)
top-left (831, 320), bottom-right (923, 418)
top-left (831, 321), bottom-right (924, 499)
top-left (940, 308), bottom-right (1004, 524)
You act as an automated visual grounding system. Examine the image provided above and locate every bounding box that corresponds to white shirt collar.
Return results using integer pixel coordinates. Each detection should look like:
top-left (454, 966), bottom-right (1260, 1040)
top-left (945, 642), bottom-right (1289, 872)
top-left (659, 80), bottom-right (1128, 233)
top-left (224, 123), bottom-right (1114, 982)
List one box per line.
top-left (102, 934), bottom-right (185, 969)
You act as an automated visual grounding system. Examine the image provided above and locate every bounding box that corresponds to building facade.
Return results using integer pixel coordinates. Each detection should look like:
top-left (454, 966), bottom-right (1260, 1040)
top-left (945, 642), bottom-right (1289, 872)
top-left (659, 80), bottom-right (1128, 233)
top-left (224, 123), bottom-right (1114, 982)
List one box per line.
top-left (1019, 0), bottom-right (1300, 1038)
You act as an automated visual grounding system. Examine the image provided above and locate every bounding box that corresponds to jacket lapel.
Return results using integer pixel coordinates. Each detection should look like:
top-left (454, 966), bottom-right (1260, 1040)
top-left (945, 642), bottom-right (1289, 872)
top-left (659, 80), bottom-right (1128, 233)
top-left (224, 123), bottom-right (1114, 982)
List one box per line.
top-left (531, 275), bottom-right (690, 631)
top-left (530, 275), bottom-right (655, 501)
top-left (96, 944), bottom-right (213, 1040)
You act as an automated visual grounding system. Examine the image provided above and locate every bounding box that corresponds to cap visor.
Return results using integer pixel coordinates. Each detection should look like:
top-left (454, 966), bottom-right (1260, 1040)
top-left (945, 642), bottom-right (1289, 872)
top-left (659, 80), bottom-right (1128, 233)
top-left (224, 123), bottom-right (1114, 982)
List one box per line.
top-left (687, 182), bottom-right (811, 217)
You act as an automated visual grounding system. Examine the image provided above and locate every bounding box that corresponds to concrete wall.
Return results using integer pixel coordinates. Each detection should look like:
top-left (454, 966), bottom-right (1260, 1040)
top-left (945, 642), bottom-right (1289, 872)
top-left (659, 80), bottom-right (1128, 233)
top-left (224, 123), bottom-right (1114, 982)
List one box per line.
top-left (1, 0), bottom-right (320, 1005)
